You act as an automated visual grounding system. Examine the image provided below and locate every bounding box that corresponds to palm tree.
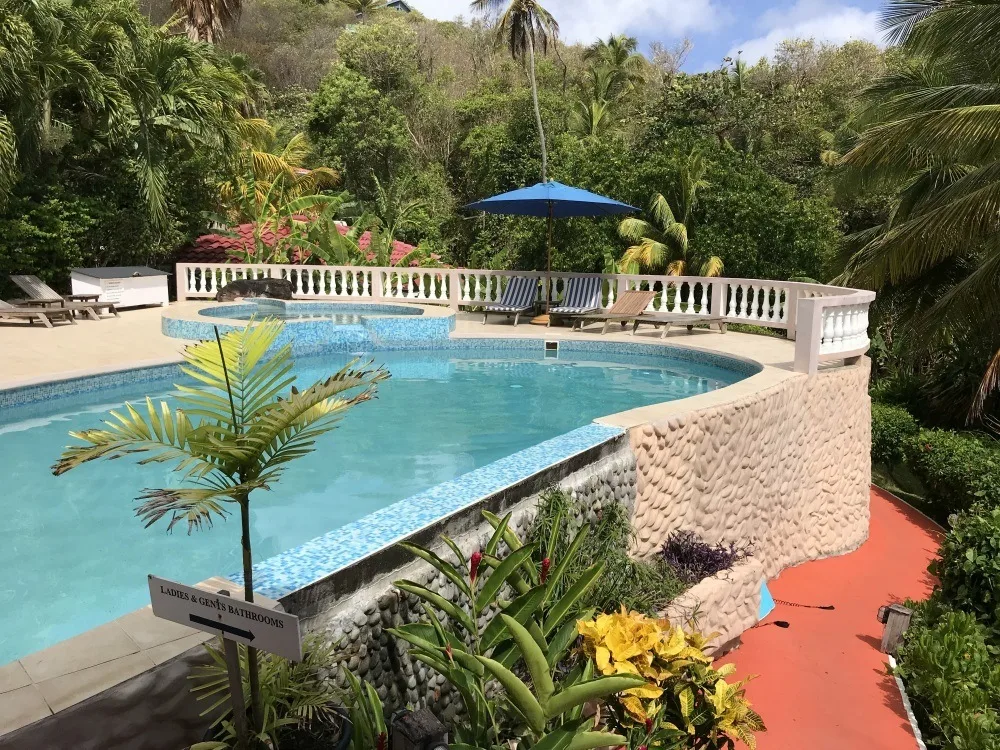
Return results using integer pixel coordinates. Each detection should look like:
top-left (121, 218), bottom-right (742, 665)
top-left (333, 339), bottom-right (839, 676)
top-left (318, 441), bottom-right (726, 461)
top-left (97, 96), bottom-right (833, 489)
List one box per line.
top-left (583, 34), bottom-right (645, 98)
top-left (171, 0), bottom-right (241, 43)
top-left (343, 0), bottom-right (383, 22)
top-left (618, 149), bottom-right (722, 276)
top-left (370, 174), bottom-right (427, 248)
top-left (470, 0), bottom-right (558, 181)
top-left (222, 127), bottom-right (340, 221)
top-left (53, 320), bottom-right (388, 737)
top-left (839, 0), bottom-right (1000, 414)
top-left (569, 98), bottom-right (612, 139)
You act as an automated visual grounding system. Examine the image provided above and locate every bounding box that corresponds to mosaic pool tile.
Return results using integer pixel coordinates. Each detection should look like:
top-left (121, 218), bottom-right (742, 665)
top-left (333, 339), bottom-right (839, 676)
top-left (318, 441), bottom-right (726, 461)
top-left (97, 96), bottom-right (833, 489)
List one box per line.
top-left (230, 422), bottom-right (624, 599)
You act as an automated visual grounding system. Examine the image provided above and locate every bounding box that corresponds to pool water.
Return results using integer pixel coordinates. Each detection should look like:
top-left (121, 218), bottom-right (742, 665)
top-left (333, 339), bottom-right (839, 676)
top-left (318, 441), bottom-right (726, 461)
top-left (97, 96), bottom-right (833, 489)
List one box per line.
top-left (222, 311), bottom-right (365, 323)
top-left (0, 347), bottom-right (745, 662)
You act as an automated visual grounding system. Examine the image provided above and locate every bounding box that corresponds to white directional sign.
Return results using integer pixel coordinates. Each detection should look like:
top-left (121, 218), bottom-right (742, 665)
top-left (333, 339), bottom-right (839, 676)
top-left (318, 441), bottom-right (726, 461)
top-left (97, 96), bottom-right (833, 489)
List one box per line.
top-left (148, 575), bottom-right (302, 661)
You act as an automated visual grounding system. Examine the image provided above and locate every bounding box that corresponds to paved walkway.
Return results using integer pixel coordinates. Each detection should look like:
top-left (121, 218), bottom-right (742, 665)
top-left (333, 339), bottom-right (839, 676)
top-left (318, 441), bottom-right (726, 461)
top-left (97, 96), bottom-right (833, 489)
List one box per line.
top-left (719, 487), bottom-right (943, 750)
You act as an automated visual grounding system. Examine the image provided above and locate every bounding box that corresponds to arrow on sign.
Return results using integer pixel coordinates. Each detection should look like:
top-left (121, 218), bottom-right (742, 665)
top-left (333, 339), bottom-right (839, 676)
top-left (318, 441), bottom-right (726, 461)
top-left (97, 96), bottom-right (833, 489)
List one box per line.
top-left (189, 614), bottom-right (255, 641)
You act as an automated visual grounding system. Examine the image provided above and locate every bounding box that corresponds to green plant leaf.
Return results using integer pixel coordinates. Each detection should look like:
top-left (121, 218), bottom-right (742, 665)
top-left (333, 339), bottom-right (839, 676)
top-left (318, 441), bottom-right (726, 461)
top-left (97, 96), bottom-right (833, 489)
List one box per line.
top-left (484, 510), bottom-right (514, 556)
top-left (547, 611), bottom-right (591, 668)
top-left (567, 732), bottom-right (629, 750)
top-left (501, 614), bottom-right (555, 704)
top-left (482, 585), bottom-right (547, 652)
top-left (544, 674), bottom-right (648, 719)
top-left (543, 561), bottom-right (605, 635)
top-left (476, 545), bottom-right (537, 612)
top-left (544, 524), bottom-right (591, 597)
top-left (399, 541), bottom-right (473, 599)
top-left (475, 655), bottom-right (546, 733)
top-left (394, 580), bottom-right (476, 634)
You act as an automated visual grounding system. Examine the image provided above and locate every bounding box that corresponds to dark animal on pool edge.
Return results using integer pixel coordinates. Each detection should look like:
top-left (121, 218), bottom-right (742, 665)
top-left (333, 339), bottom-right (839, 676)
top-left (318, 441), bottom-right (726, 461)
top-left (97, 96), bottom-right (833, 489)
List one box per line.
top-left (215, 278), bottom-right (295, 302)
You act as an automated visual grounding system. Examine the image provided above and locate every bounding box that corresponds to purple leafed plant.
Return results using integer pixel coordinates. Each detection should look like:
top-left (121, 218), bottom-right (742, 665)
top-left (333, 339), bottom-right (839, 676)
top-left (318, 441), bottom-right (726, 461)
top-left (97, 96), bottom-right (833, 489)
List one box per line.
top-left (660, 530), bottom-right (752, 586)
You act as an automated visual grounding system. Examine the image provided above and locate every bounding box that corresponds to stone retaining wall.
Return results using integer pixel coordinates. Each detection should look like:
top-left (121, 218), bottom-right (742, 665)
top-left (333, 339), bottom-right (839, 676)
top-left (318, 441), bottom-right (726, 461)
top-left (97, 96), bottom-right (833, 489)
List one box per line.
top-left (304, 450), bottom-right (637, 719)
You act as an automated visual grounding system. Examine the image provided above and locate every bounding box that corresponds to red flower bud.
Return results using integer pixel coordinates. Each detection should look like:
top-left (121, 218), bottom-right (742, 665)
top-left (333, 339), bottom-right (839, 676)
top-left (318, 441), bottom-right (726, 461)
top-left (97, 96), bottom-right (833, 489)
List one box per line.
top-left (470, 551), bottom-right (482, 584)
top-left (541, 557), bottom-right (551, 584)
top-left (645, 718), bottom-right (653, 733)
top-left (639, 745), bottom-right (648, 750)
top-left (377, 732), bottom-right (387, 750)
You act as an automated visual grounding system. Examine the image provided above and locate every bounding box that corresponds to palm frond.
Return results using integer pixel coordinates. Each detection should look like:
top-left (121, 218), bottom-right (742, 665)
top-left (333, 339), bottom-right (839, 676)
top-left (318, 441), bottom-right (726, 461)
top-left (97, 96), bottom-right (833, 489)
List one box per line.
top-left (52, 397), bottom-right (225, 478)
top-left (618, 217), bottom-right (662, 244)
top-left (135, 481), bottom-right (261, 533)
top-left (700, 255), bottom-right (725, 277)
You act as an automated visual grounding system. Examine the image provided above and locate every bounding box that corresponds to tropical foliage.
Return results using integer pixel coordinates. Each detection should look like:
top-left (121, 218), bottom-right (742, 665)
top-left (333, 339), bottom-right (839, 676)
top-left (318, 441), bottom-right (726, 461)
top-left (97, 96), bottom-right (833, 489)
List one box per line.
top-left (578, 609), bottom-right (765, 749)
top-left (840, 0), bottom-right (1000, 417)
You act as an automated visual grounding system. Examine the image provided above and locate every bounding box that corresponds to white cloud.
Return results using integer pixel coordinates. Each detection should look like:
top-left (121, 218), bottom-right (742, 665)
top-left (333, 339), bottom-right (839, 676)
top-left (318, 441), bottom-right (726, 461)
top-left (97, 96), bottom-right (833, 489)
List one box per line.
top-left (408, 0), bottom-right (724, 44)
top-left (729, 0), bottom-right (883, 62)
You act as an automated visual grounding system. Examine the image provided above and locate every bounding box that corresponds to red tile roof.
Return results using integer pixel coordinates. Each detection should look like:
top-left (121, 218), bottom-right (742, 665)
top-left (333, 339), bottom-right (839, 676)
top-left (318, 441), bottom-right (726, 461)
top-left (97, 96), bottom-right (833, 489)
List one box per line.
top-left (176, 219), bottom-right (419, 266)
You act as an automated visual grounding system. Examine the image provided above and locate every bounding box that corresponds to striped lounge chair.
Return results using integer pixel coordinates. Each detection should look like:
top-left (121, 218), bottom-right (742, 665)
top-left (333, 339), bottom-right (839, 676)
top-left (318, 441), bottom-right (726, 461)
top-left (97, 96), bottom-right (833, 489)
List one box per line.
top-left (548, 276), bottom-right (603, 326)
top-left (482, 276), bottom-right (538, 326)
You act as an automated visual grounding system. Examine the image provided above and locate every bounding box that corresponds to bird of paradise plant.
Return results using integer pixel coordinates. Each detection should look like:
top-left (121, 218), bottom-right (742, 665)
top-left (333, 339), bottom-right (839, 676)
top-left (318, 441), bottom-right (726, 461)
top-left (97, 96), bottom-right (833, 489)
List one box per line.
top-left (52, 320), bottom-right (388, 738)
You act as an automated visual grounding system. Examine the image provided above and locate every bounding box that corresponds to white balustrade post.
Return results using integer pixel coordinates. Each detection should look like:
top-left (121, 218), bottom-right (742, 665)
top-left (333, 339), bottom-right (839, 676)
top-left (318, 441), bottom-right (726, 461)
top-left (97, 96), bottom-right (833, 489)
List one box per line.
top-left (785, 288), bottom-right (800, 340)
top-left (448, 269), bottom-right (460, 310)
top-left (372, 268), bottom-right (384, 302)
top-left (710, 280), bottom-right (726, 317)
top-left (793, 296), bottom-right (824, 375)
top-left (175, 264), bottom-right (188, 301)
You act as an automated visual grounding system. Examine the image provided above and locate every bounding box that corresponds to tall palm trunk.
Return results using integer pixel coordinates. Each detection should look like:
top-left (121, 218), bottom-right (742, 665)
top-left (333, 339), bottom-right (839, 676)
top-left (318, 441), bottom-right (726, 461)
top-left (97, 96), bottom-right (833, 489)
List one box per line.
top-left (526, 32), bottom-right (547, 182)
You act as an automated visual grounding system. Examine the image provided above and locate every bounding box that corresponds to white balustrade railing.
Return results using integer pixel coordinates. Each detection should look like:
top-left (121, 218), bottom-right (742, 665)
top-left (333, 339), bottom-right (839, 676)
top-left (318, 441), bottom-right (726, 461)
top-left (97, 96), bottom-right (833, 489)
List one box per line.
top-left (176, 263), bottom-right (873, 374)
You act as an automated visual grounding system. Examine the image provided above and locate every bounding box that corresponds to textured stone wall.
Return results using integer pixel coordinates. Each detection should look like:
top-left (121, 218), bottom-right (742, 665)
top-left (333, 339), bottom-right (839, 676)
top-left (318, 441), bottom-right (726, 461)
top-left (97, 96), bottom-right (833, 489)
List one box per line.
top-left (306, 451), bottom-right (637, 718)
top-left (630, 361), bottom-right (871, 579)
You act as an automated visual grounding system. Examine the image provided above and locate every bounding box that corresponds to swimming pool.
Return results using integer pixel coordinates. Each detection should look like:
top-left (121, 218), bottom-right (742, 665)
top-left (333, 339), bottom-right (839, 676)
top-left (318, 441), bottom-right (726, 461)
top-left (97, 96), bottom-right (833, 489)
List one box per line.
top-left (0, 345), bottom-right (751, 662)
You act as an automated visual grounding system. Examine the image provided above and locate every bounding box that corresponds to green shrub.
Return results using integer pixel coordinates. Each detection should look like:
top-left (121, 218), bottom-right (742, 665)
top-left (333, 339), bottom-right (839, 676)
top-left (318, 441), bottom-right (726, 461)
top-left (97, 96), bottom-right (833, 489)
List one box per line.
top-left (871, 402), bottom-right (920, 466)
top-left (527, 489), bottom-right (684, 615)
top-left (931, 507), bottom-right (1000, 636)
top-left (908, 429), bottom-right (1000, 513)
top-left (895, 606), bottom-right (1000, 750)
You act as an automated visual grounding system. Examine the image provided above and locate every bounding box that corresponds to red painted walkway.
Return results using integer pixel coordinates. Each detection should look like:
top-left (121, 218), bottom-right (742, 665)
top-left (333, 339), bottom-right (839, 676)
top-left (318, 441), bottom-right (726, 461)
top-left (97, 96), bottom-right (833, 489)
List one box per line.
top-left (719, 487), bottom-right (943, 750)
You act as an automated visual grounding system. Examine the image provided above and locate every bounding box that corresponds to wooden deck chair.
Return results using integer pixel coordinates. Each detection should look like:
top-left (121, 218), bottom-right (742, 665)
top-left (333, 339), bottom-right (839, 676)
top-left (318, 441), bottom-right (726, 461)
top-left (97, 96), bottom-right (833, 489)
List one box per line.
top-left (0, 300), bottom-right (77, 328)
top-left (567, 289), bottom-right (657, 333)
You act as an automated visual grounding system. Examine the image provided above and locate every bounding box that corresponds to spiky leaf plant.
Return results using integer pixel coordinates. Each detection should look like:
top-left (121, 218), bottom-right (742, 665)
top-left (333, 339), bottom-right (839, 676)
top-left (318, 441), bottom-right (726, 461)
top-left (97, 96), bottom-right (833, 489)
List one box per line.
top-left (53, 319), bottom-right (388, 733)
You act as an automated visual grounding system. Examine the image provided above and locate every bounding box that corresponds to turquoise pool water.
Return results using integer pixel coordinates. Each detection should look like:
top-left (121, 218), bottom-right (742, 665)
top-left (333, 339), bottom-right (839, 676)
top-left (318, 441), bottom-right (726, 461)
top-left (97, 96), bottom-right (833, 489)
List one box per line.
top-left (0, 347), bottom-right (747, 662)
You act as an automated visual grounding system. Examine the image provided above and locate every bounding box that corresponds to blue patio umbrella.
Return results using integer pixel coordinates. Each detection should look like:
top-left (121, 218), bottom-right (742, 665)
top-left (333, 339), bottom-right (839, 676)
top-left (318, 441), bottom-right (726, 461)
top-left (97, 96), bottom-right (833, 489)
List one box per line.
top-left (466, 181), bottom-right (638, 319)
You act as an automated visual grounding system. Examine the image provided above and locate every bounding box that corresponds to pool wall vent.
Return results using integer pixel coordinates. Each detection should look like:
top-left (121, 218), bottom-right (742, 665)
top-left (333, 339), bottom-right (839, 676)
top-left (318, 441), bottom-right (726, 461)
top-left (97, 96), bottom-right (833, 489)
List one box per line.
top-left (544, 341), bottom-right (559, 358)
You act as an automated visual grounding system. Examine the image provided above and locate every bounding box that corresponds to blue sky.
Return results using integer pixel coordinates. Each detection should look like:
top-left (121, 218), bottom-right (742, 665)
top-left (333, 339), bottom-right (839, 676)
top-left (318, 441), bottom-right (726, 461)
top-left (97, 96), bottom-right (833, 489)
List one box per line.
top-left (409, 0), bottom-right (887, 72)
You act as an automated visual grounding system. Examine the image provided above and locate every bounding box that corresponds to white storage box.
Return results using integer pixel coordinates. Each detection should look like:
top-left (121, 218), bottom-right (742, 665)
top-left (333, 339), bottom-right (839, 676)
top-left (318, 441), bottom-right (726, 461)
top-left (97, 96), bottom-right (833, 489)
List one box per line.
top-left (71, 267), bottom-right (170, 309)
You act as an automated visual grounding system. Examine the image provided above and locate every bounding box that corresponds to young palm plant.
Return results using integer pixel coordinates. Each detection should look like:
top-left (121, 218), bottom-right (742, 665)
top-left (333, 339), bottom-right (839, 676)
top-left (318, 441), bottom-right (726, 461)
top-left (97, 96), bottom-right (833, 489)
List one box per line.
top-left (52, 320), bottom-right (388, 734)
top-left (618, 148), bottom-right (722, 277)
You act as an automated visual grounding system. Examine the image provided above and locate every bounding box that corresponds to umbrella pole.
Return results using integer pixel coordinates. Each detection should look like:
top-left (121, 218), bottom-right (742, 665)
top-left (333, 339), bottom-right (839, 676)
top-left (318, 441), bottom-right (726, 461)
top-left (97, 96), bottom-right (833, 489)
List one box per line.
top-left (531, 204), bottom-right (554, 326)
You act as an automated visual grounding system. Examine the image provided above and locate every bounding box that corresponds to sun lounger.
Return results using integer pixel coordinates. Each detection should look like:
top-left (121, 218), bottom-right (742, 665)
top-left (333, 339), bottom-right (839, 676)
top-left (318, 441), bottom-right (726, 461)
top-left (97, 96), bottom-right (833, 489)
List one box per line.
top-left (631, 311), bottom-right (727, 339)
top-left (567, 290), bottom-right (657, 333)
top-left (481, 276), bottom-right (538, 326)
top-left (548, 277), bottom-right (603, 325)
top-left (12, 274), bottom-right (101, 303)
top-left (10, 275), bottom-right (117, 318)
top-left (0, 300), bottom-right (77, 328)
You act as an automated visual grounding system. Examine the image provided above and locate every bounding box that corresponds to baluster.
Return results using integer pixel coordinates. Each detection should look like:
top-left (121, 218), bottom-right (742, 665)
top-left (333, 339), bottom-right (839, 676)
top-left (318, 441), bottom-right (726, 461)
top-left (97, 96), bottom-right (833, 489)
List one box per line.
top-left (821, 309), bottom-right (835, 352)
top-left (747, 286), bottom-right (759, 320)
top-left (462, 274), bottom-right (470, 303)
top-left (777, 289), bottom-right (787, 323)
top-left (727, 284), bottom-right (738, 317)
top-left (393, 273), bottom-right (401, 297)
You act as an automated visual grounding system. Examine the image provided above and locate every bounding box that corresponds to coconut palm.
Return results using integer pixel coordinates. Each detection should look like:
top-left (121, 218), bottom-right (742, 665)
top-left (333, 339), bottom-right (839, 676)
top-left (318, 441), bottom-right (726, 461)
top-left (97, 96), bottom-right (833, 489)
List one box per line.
top-left (53, 320), bottom-right (388, 736)
top-left (619, 149), bottom-right (722, 276)
top-left (569, 98), bottom-right (612, 139)
top-left (839, 0), bottom-right (1000, 414)
top-left (583, 34), bottom-right (645, 98)
top-left (172, 0), bottom-right (241, 43)
top-left (470, 0), bottom-right (559, 181)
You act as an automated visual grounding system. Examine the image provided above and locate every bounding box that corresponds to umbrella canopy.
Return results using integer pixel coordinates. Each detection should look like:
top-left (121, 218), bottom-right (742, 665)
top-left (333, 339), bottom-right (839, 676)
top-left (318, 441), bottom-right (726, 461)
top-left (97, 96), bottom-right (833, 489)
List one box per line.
top-left (465, 180), bottom-right (638, 217)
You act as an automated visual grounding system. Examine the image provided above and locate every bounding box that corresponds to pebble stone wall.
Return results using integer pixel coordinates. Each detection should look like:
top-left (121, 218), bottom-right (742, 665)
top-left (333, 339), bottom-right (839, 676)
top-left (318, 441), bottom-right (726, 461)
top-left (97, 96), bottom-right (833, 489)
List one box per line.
top-left (305, 451), bottom-right (637, 719)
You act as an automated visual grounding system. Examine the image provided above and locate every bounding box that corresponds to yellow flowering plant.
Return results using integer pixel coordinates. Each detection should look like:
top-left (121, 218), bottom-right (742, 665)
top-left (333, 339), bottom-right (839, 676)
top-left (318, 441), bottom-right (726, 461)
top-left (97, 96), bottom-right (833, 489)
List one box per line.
top-left (577, 609), bottom-right (765, 750)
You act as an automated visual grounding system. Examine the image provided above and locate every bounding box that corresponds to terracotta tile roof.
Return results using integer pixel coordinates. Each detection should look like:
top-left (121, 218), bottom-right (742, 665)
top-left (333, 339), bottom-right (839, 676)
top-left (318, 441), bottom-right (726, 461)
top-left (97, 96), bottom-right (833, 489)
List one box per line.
top-left (176, 219), bottom-right (419, 266)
